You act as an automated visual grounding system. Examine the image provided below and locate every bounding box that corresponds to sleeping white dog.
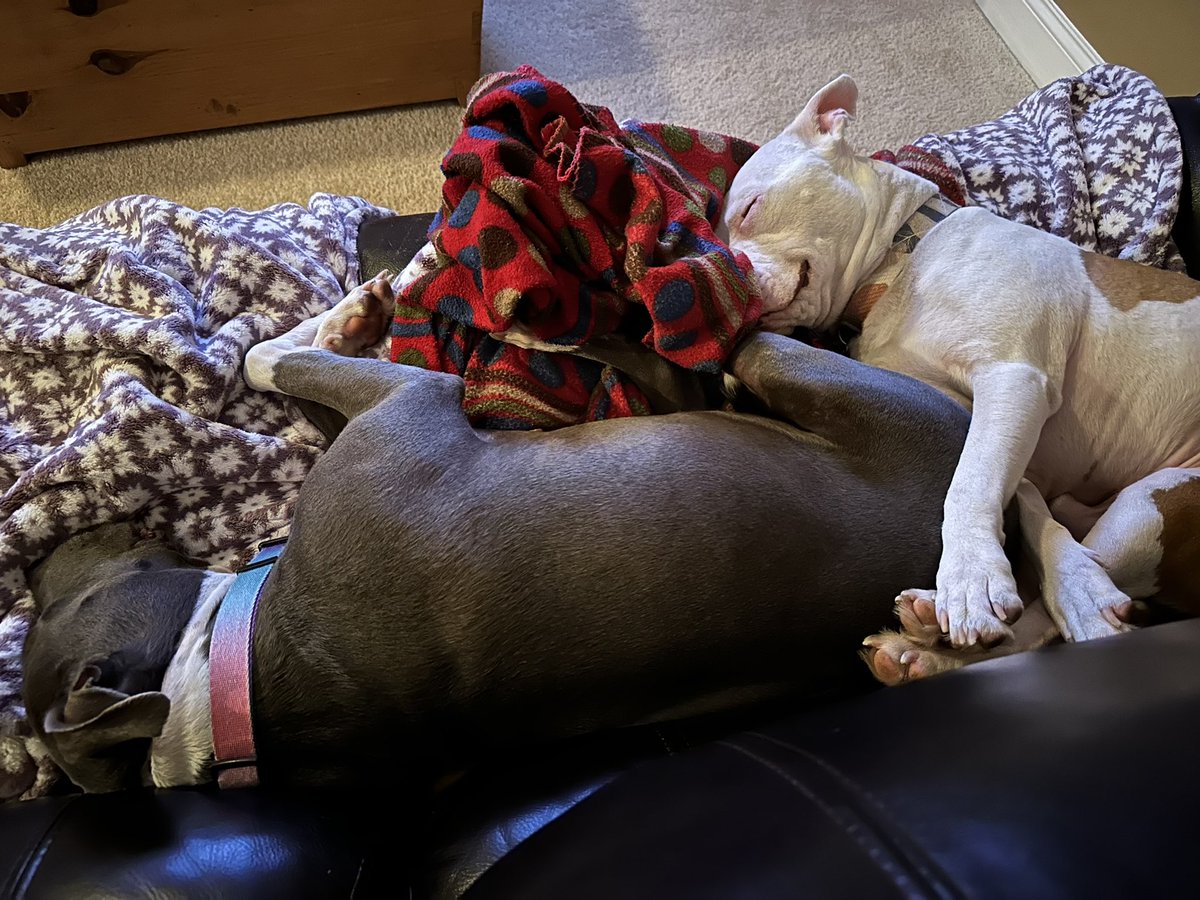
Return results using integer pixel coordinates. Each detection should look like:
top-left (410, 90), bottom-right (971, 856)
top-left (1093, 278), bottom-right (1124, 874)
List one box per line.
top-left (722, 75), bottom-right (1200, 680)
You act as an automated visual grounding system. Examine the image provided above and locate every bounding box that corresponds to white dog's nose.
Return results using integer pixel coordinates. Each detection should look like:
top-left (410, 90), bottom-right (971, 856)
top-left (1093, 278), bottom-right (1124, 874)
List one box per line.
top-left (749, 264), bottom-right (797, 315)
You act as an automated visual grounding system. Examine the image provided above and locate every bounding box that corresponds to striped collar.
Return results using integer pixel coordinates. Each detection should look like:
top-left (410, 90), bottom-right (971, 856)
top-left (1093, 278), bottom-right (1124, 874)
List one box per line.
top-left (840, 194), bottom-right (962, 332)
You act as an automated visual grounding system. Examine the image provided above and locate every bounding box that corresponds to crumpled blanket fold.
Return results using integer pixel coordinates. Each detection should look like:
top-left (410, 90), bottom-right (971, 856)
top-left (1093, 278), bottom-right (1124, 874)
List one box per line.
top-left (390, 65), bottom-right (763, 429)
top-left (878, 64), bottom-right (1184, 270)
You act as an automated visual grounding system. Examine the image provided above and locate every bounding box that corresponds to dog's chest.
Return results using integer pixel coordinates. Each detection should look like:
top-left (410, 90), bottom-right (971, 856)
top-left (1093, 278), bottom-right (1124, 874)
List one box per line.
top-left (844, 200), bottom-right (978, 403)
top-left (842, 195), bottom-right (961, 334)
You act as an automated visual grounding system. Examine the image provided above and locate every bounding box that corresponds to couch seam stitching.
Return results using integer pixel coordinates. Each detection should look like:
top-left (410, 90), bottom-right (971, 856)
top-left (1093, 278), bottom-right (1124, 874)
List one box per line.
top-left (720, 739), bottom-right (932, 900)
top-left (746, 731), bottom-right (963, 900)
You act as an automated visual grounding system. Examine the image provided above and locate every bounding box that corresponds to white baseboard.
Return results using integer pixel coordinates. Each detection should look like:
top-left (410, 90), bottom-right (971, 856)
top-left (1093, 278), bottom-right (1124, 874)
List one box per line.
top-left (975, 0), bottom-right (1105, 86)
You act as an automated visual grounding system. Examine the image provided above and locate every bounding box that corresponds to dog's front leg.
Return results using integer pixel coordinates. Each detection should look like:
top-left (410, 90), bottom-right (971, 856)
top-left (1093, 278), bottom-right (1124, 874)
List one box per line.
top-left (1014, 480), bottom-right (1130, 641)
top-left (934, 362), bottom-right (1057, 646)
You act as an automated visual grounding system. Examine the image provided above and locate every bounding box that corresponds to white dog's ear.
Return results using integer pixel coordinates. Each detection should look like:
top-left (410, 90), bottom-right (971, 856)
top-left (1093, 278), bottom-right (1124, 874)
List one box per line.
top-left (787, 74), bottom-right (858, 148)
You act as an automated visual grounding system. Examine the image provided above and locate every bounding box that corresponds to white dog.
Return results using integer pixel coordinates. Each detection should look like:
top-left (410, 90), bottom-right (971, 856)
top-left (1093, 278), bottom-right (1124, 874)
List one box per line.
top-left (722, 75), bottom-right (1200, 678)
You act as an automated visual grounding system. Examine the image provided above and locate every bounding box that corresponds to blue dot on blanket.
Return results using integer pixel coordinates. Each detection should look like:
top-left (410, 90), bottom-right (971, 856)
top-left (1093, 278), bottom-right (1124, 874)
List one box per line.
top-left (459, 245), bottom-right (481, 269)
top-left (467, 125), bottom-right (507, 142)
top-left (438, 295), bottom-right (474, 325)
top-left (477, 336), bottom-right (506, 366)
top-left (458, 245), bottom-right (484, 291)
top-left (449, 190), bottom-right (479, 228)
top-left (391, 320), bottom-right (433, 338)
top-left (508, 79), bottom-right (549, 106)
top-left (658, 330), bottom-right (696, 351)
top-left (529, 351), bottom-right (566, 388)
top-left (654, 279), bottom-right (694, 322)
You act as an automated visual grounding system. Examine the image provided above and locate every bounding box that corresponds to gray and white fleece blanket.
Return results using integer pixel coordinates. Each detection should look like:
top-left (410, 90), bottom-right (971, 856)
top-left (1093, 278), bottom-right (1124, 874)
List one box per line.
top-left (905, 64), bottom-right (1184, 270)
top-left (0, 193), bottom-right (391, 798)
top-left (0, 64), bottom-right (1184, 799)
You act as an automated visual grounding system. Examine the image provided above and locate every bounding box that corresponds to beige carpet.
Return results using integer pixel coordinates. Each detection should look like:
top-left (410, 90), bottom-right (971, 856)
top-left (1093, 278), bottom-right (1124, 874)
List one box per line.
top-left (0, 0), bottom-right (1034, 229)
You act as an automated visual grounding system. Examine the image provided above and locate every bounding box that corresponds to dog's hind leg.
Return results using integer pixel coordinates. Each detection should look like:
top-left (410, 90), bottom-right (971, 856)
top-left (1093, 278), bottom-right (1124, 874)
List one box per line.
top-left (1014, 469), bottom-right (1200, 641)
top-left (245, 267), bottom-right (465, 427)
top-left (262, 350), bottom-right (465, 428)
top-left (862, 593), bottom-right (1058, 685)
top-left (726, 331), bottom-right (969, 453)
top-left (313, 271), bottom-right (397, 356)
top-left (244, 274), bottom-right (396, 395)
top-left (1075, 468), bottom-right (1200, 623)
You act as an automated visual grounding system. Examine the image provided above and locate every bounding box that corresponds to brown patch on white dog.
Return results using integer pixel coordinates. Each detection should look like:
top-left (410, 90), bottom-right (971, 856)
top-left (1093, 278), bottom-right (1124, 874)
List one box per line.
top-left (1083, 252), bottom-right (1200, 311)
top-left (1151, 474), bottom-right (1200, 615)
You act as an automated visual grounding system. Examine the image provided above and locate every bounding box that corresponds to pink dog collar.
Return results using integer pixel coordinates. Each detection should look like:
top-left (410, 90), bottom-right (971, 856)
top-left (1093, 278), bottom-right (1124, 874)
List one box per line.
top-left (209, 538), bottom-right (286, 789)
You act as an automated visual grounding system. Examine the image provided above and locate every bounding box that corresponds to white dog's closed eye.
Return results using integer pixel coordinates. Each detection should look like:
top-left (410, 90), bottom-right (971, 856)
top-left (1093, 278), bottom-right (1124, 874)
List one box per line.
top-left (739, 196), bottom-right (763, 232)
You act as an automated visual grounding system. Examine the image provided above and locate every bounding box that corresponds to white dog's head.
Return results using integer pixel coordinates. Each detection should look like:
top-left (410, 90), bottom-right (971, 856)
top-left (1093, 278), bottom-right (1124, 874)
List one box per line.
top-left (720, 75), bottom-right (937, 332)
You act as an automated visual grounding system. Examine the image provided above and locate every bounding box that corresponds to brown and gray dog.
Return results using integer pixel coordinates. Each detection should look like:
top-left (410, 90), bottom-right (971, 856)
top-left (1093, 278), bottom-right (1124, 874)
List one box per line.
top-left (23, 274), bottom-right (970, 794)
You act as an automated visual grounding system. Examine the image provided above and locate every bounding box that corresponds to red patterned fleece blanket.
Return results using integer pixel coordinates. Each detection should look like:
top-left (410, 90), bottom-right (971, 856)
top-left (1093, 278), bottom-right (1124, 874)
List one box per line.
top-left (394, 66), bottom-right (1184, 431)
top-left (392, 66), bottom-right (762, 429)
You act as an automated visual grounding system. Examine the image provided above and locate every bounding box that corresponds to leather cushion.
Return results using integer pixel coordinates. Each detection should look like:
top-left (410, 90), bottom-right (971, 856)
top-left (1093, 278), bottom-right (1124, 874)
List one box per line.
top-left (0, 788), bottom-right (372, 898)
top-left (1167, 95), bottom-right (1200, 278)
top-left (357, 212), bottom-right (435, 287)
top-left (465, 617), bottom-right (1200, 899)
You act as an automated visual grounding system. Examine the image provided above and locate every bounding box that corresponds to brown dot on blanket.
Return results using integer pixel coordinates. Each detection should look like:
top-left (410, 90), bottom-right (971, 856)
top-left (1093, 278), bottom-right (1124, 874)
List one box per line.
top-left (480, 226), bottom-right (519, 269)
top-left (730, 137), bottom-right (758, 167)
top-left (445, 152), bottom-right (483, 181)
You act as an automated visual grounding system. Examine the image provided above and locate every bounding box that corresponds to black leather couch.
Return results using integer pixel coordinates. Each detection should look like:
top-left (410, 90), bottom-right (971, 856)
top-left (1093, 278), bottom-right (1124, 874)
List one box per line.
top-left (3, 96), bottom-right (1198, 899)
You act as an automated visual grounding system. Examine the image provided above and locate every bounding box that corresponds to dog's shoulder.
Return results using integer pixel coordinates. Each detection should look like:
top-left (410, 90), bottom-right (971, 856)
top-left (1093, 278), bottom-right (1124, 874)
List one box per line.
top-left (914, 205), bottom-right (1020, 253)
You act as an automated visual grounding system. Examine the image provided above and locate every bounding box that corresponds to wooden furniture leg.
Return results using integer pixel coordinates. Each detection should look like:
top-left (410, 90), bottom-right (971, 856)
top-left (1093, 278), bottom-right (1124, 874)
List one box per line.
top-left (0, 146), bottom-right (29, 169)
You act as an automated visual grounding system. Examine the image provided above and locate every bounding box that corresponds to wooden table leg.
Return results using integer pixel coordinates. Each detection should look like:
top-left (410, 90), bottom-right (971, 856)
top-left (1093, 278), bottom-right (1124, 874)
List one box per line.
top-left (0, 146), bottom-right (29, 169)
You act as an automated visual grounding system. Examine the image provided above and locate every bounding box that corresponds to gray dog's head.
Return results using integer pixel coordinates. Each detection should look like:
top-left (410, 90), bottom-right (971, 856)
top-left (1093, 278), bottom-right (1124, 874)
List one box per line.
top-left (23, 523), bottom-right (207, 793)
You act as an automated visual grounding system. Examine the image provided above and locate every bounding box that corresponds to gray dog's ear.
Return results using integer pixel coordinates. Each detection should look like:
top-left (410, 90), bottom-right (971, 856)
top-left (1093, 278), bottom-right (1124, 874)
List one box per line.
top-left (43, 678), bottom-right (169, 793)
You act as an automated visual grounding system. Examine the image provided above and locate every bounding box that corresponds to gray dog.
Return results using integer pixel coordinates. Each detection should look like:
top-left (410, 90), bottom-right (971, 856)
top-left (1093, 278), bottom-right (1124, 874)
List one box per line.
top-left (23, 281), bottom-right (969, 793)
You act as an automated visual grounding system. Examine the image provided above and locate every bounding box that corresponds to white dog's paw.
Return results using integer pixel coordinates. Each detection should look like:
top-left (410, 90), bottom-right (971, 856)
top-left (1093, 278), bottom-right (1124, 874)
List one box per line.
top-left (314, 270), bottom-right (395, 355)
top-left (932, 545), bottom-right (1023, 648)
top-left (861, 631), bottom-right (971, 686)
top-left (1046, 548), bottom-right (1133, 642)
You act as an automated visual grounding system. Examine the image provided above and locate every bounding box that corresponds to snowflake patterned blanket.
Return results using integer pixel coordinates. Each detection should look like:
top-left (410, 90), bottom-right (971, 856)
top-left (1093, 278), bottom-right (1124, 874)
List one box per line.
top-left (0, 63), bottom-right (1182, 800)
top-left (880, 64), bottom-right (1184, 271)
top-left (0, 194), bottom-right (387, 799)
